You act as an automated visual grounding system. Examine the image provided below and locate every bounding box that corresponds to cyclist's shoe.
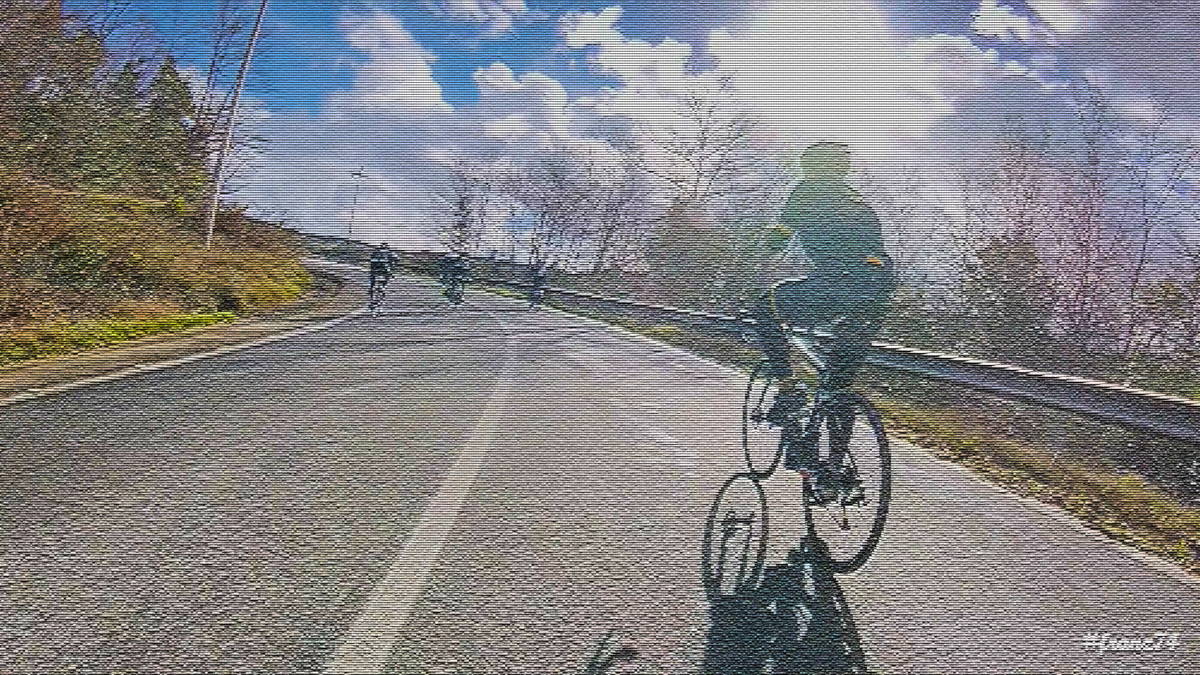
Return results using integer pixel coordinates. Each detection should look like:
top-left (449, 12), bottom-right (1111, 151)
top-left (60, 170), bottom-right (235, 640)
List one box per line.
top-left (805, 464), bottom-right (840, 506)
top-left (806, 464), bottom-right (866, 507)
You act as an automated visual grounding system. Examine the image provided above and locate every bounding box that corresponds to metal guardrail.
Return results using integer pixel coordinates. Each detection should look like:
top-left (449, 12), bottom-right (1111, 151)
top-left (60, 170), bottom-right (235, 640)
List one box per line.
top-left (480, 276), bottom-right (1200, 445)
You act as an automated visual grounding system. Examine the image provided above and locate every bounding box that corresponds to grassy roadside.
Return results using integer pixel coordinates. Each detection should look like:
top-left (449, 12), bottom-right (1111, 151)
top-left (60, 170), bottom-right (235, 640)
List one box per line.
top-left (0, 313), bottom-right (237, 367)
top-left (0, 269), bottom-right (347, 371)
top-left (867, 381), bottom-right (1200, 573)
top-left (495, 290), bottom-right (1200, 575)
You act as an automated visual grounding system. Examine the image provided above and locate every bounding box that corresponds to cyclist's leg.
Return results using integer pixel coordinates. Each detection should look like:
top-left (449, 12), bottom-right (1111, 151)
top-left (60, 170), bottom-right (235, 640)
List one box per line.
top-left (820, 288), bottom-right (892, 470)
top-left (822, 282), bottom-right (892, 389)
top-left (752, 289), bottom-right (794, 381)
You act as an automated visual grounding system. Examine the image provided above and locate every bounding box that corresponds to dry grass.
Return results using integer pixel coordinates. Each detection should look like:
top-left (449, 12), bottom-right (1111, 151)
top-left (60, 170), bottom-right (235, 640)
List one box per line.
top-left (874, 396), bottom-right (1200, 572)
top-left (0, 171), bottom-right (310, 327)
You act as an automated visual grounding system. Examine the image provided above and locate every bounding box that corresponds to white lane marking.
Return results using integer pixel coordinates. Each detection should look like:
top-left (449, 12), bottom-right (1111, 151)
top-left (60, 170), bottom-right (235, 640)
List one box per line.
top-left (323, 318), bottom-right (512, 675)
top-left (0, 312), bottom-right (364, 409)
top-left (604, 398), bottom-right (683, 447)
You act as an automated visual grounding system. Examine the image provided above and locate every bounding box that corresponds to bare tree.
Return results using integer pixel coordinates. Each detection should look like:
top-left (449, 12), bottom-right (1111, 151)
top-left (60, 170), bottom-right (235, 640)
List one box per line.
top-left (621, 77), bottom-right (774, 215)
top-left (193, 0), bottom-right (250, 164)
top-left (436, 159), bottom-right (496, 255)
top-left (1118, 124), bottom-right (1199, 355)
top-left (609, 78), bottom-right (786, 302)
top-left (507, 155), bottom-right (588, 267)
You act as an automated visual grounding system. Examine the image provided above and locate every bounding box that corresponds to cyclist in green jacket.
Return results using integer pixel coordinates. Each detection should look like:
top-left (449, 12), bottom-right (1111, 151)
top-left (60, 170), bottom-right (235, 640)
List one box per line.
top-left (758, 142), bottom-right (897, 393)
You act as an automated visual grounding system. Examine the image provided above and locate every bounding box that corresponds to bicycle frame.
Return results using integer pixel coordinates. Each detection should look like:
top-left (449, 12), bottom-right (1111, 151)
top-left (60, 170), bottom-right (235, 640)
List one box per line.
top-left (730, 286), bottom-right (892, 571)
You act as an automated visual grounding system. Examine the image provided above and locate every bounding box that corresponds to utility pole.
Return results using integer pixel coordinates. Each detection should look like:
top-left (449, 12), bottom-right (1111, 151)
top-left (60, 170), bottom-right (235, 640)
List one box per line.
top-left (203, 0), bottom-right (269, 249)
top-left (347, 169), bottom-right (367, 239)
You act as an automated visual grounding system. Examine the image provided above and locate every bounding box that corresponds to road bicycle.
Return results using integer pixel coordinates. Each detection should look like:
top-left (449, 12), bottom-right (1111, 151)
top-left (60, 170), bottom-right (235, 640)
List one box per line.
top-left (528, 285), bottom-right (545, 309)
top-left (702, 279), bottom-right (892, 601)
top-left (442, 275), bottom-right (466, 305)
top-left (527, 268), bottom-right (549, 310)
top-left (367, 277), bottom-right (389, 317)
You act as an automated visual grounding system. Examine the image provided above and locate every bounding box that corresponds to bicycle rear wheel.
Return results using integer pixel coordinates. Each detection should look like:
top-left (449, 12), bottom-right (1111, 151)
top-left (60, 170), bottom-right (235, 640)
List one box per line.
top-left (368, 285), bottom-right (384, 315)
top-left (702, 474), bottom-right (769, 603)
top-left (799, 395), bottom-right (891, 574)
top-left (742, 361), bottom-right (786, 477)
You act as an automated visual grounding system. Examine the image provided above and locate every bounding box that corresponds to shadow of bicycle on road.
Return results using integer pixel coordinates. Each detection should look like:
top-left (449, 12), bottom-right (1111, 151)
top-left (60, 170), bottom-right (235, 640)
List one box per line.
top-left (700, 494), bottom-right (873, 672)
top-left (703, 537), bottom-right (869, 675)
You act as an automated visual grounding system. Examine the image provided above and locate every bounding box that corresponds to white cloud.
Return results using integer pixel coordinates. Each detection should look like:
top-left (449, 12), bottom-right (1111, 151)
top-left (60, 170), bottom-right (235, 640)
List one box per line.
top-left (242, 10), bottom-right (602, 249)
top-left (240, 9), bottom-right (455, 246)
top-left (1024, 0), bottom-right (1107, 34)
top-left (424, 0), bottom-right (529, 34)
top-left (482, 113), bottom-right (529, 139)
top-left (327, 9), bottom-right (451, 114)
top-left (241, 0), bottom-right (1197, 262)
top-left (908, 34), bottom-right (1032, 100)
top-left (707, 0), bottom-right (944, 161)
top-left (971, 0), bottom-right (1047, 43)
top-left (1028, 1), bottom-right (1200, 124)
top-left (470, 62), bottom-right (571, 146)
top-left (559, 6), bottom-right (624, 49)
top-left (559, 6), bottom-right (692, 84)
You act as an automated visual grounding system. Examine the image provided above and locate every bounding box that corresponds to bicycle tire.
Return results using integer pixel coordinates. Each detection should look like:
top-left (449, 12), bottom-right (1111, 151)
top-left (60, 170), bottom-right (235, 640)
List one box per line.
top-left (701, 474), bottom-right (769, 603)
top-left (742, 361), bottom-right (786, 478)
top-left (368, 285), bottom-right (385, 314)
top-left (444, 280), bottom-right (464, 305)
top-left (799, 394), bottom-right (891, 574)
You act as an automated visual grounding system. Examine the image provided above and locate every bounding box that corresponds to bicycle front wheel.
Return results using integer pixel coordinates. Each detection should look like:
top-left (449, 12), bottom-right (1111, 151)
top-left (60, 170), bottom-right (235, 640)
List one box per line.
top-left (800, 395), bottom-right (891, 574)
top-left (742, 361), bottom-right (786, 477)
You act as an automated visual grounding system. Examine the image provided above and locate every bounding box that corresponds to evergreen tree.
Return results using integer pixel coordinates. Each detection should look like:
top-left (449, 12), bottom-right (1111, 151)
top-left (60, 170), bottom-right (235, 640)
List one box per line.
top-left (142, 57), bottom-right (206, 199)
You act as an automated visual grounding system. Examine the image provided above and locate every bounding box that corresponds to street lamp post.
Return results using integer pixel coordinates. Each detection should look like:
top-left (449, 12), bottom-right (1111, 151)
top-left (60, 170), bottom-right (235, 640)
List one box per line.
top-left (347, 169), bottom-right (367, 239)
top-left (203, 0), bottom-right (269, 249)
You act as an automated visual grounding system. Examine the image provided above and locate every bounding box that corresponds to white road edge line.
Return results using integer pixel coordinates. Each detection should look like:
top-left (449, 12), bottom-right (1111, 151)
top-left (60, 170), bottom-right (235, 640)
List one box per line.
top-left (0, 311), bottom-right (364, 409)
top-left (323, 315), bottom-right (512, 675)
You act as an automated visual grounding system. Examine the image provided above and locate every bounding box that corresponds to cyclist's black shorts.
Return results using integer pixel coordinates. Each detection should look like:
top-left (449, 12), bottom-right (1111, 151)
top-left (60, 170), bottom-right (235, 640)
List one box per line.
top-left (770, 268), bottom-right (895, 330)
top-left (369, 269), bottom-right (392, 284)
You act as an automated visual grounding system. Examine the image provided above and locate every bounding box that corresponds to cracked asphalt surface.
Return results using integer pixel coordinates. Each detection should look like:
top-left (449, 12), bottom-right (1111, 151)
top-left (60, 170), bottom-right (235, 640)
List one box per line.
top-left (0, 276), bottom-right (1197, 673)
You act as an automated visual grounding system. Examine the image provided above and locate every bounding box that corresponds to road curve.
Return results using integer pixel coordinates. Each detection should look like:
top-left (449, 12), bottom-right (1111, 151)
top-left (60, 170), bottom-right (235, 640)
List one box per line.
top-left (0, 276), bottom-right (1195, 673)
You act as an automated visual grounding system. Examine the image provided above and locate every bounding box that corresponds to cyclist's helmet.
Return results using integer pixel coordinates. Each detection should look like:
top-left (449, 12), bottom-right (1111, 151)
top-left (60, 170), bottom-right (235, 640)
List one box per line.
top-left (797, 141), bottom-right (851, 179)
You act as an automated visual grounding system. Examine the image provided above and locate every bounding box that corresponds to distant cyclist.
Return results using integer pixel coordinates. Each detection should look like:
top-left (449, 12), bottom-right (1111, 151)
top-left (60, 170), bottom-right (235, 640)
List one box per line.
top-left (528, 262), bottom-right (549, 308)
top-left (368, 242), bottom-right (400, 299)
top-left (438, 251), bottom-right (471, 303)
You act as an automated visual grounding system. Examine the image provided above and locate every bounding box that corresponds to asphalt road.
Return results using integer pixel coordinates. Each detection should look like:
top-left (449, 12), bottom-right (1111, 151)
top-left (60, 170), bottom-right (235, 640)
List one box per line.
top-left (0, 275), bottom-right (1197, 673)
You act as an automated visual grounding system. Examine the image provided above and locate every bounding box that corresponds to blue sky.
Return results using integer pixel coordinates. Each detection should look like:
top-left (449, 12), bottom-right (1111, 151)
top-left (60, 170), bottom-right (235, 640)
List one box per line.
top-left (69, 0), bottom-right (988, 112)
top-left (59, 0), bottom-right (1199, 252)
